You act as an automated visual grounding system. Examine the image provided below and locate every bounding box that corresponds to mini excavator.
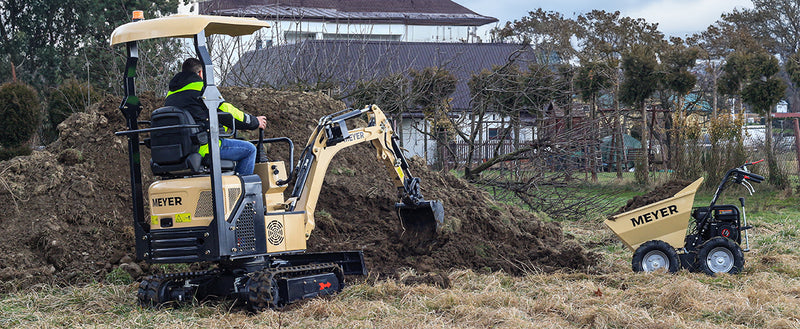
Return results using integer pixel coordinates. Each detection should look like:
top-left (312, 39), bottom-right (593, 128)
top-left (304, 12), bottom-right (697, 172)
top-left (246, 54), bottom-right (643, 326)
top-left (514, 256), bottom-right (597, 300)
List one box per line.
top-left (112, 13), bottom-right (443, 310)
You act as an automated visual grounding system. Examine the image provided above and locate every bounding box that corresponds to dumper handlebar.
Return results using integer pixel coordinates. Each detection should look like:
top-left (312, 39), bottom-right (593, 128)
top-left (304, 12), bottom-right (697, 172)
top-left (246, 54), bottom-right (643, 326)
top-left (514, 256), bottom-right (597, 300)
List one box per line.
top-left (709, 160), bottom-right (765, 208)
top-left (737, 159), bottom-right (765, 184)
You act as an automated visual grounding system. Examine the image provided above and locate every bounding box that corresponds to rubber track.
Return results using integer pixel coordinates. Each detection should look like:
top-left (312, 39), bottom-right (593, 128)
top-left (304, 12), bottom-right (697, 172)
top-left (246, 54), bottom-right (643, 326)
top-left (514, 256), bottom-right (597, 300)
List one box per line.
top-left (247, 262), bottom-right (343, 311)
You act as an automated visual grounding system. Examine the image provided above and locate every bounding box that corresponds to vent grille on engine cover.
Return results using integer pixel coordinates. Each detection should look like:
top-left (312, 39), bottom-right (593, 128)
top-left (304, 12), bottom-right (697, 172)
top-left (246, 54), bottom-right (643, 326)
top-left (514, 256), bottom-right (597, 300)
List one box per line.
top-left (228, 187), bottom-right (241, 208)
top-left (195, 191), bottom-right (213, 217)
top-left (235, 202), bottom-right (257, 252)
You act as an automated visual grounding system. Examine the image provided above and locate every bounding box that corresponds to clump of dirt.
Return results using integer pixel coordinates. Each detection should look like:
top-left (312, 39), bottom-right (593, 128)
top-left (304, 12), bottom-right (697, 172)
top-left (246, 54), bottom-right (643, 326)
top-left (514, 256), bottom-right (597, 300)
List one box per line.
top-left (401, 271), bottom-right (450, 289)
top-left (615, 180), bottom-right (694, 215)
top-left (0, 87), bottom-right (596, 292)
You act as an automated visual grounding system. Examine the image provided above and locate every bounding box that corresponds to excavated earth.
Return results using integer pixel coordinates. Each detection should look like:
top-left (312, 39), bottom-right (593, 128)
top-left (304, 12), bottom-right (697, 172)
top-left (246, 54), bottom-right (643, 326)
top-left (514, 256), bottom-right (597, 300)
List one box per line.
top-left (0, 87), bottom-right (597, 292)
top-left (614, 180), bottom-right (694, 215)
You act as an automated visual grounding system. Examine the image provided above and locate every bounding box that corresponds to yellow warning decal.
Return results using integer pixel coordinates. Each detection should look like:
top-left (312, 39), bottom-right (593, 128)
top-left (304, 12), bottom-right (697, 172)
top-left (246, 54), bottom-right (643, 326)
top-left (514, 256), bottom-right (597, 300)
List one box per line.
top-left (395, 166), bottom-right (405, 180)
top-left (150, 216), bottom-right (159, 226)
top-left (175, 213), bottom-right (192, 223)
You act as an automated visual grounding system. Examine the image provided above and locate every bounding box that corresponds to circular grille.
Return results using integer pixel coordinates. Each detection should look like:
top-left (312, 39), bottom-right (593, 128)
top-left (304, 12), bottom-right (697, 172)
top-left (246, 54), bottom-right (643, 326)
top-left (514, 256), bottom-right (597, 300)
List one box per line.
top-left (267, 220), bottom-right (284, 246)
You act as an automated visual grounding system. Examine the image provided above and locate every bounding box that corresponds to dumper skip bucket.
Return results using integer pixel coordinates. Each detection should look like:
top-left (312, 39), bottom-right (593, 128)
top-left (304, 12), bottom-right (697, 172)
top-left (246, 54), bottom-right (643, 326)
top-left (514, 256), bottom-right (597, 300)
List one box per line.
top-left (605, 178), bottom-right (704, 251)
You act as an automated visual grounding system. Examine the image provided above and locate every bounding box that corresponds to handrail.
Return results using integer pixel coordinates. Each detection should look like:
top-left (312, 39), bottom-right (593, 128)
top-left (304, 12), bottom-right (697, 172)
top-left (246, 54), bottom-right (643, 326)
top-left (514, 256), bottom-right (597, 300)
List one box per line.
top-left (250, 136), bottom-right (294, 185)
top-left (114, 124), bottom-right (202, 136)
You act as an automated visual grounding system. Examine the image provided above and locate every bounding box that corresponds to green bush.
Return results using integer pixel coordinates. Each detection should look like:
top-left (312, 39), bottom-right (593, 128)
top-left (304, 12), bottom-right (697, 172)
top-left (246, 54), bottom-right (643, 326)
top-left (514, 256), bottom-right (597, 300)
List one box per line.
top-left (44, 79), bottom-right (100, 143)
top-left (0, 82), bottom-right (41, 148)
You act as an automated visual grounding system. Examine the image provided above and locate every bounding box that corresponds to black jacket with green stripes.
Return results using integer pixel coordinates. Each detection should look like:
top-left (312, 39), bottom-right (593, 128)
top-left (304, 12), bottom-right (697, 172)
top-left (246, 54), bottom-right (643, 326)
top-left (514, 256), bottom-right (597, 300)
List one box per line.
top-left (164, 71), bottom-right (259, 131)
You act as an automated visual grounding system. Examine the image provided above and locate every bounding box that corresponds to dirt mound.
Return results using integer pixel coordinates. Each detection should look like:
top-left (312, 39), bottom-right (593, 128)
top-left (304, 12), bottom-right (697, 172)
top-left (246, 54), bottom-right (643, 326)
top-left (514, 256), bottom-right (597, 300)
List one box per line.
top-left (0, 87), bottom-right (596, 291)
top-left (615, 180), bottom-right (694, 215)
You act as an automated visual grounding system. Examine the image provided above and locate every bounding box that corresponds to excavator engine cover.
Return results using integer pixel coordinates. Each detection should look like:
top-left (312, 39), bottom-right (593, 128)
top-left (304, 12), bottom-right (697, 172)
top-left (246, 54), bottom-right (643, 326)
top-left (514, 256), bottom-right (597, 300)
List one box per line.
top-left (398, 200), bottom-right (444, 236)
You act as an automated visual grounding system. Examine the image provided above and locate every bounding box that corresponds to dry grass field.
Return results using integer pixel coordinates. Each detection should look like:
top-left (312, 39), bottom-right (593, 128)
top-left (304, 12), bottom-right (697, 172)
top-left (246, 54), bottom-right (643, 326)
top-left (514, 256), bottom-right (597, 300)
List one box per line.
top-left (2, 187), bottom-right (798, 328)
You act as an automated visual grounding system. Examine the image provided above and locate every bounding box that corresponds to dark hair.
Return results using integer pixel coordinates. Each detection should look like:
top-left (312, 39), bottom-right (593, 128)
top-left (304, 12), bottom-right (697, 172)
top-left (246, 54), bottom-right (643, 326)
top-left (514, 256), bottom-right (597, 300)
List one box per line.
top-left (181, 58), bottom-right (203, 74)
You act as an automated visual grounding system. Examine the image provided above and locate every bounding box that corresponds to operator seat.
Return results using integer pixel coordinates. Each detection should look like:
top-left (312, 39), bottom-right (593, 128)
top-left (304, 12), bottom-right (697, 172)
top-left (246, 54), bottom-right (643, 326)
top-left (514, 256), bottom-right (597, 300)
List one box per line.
top-left (148, 106), bottom-right (236, 178)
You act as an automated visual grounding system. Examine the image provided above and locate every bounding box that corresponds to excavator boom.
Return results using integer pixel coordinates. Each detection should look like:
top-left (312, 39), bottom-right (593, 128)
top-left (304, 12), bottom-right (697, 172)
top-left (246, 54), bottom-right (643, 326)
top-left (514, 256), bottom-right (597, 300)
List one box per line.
top-left (288, 105), bottom-right (444, 238)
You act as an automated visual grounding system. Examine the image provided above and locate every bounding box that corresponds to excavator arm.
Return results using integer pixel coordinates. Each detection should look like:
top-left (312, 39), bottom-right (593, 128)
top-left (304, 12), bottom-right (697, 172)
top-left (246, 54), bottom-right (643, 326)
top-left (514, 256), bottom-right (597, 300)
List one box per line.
top-left (287, 105), bottom-right (444, 239)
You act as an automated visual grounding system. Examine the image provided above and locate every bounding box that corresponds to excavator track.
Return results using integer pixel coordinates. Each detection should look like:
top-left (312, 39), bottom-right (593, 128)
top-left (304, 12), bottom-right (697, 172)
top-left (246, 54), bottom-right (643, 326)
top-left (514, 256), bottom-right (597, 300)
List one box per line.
top-left (246, 262), bottom-right (344, 311)
top-left (137, 269), bottom-right (220, 308)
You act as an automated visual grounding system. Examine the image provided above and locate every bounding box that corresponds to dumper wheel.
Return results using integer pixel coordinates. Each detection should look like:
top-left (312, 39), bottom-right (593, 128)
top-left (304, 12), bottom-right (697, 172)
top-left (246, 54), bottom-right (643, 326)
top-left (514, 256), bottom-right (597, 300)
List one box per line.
top-left (632, 240), bottom-right (679, 273)
top-left (698, 237), bottom-right (744, 275)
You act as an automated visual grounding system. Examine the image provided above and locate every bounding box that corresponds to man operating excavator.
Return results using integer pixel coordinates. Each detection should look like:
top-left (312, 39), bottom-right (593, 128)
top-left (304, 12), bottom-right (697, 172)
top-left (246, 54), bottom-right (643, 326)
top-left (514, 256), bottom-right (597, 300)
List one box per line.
top-left (164, 58), bottom-right (267, 175)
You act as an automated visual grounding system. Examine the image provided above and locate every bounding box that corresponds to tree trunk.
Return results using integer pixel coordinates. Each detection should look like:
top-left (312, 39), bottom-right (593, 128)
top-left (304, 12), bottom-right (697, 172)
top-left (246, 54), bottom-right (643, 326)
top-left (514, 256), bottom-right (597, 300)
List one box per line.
top-left (793, 118), bottom-right (800, 176)
top-left (638, 102), bottom-right (650, 184)
top-left (590, 95), bottom-right (598, 182)
top-left (765, 114), bottom-right (784, 187)
top-left (712, 61), bottom-right (718, 117)
top-left (665, 110), bottom-right (674, 169)
top-left (615, 96), bottom-right (623, 179)
top-left (464, 111), bottom-right (482, 180)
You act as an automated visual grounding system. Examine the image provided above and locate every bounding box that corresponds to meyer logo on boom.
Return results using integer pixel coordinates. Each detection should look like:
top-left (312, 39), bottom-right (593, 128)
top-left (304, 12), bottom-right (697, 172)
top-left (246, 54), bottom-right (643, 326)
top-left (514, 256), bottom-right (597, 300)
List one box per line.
top-left (343, 131), bottom-right (365, 142)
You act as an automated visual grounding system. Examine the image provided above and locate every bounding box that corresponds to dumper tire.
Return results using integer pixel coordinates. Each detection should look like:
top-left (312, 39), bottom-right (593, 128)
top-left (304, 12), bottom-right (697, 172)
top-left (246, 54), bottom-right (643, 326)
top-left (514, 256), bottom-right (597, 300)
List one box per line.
top-left (697, 237), bottom-right (744, 275)
top-left (632, 240), bottom-right (679, 273)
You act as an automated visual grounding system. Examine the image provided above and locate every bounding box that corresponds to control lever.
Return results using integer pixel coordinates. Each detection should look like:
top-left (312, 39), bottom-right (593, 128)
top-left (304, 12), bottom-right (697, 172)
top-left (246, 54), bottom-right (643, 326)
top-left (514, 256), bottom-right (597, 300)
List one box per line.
top-left (740, 197), bottom-right (751, 252)
top-left (256, 128), bottom-right (269, 163)
top-left (741, 179), bottom-right (754, 195)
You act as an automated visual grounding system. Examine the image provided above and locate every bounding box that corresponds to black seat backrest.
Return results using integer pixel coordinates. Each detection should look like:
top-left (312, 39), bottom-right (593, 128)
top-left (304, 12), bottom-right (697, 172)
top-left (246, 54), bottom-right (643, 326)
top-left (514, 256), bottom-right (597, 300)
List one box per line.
top-left (149, 106), bottom-right (204, 176)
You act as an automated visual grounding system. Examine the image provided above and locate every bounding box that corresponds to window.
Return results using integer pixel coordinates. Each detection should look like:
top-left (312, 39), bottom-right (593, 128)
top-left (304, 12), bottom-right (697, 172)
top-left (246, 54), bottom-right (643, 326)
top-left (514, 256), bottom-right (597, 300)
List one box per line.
top-left (488, 128), bottom-right (499, 139)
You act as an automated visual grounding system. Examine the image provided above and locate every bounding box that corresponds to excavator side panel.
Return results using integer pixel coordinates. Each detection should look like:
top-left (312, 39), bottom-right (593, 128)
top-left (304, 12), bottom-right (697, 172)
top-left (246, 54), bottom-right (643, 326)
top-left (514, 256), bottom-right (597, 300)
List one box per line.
top-left (264, 212), bottom-right (307, 253)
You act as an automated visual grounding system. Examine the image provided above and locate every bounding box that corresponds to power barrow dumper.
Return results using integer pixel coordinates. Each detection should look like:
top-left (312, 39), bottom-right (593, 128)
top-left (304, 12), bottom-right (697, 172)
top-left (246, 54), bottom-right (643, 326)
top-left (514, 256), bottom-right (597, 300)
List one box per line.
top-left (604, 161), bottom-right (765, 275)
top-left (111, 14), bottom-right (444, 311)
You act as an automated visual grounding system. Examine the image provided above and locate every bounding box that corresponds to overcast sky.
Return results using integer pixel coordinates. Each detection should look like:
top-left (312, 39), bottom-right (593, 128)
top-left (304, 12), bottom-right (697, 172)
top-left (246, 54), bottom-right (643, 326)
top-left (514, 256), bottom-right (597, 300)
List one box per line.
top-left (459, 0), bottom-right (754, 39)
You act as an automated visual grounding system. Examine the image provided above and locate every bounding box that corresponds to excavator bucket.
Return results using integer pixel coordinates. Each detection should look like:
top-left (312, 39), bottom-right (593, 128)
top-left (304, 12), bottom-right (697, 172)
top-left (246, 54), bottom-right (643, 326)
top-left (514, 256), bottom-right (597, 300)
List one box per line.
top-left (397, 200), bottom-right (444, 236)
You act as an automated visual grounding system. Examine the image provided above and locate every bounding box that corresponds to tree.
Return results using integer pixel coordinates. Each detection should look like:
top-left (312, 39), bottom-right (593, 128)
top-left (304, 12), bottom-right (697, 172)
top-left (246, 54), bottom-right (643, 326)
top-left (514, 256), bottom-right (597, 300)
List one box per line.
top-left (721, 2), bottom-right (800, 112)
top-left (0, 0), bottom-right (181, 89)
top-left (409, 67), bottom-right (457, 169)
top-left (620, 44), bottom-right (659, 184)
top-left (492, 8), bottom-right (581, 64)
top-left (577, 10), bottom-right (664, 179)
top-left (349, 73), bottom-right (410, 114)
top-left (464, 65), bottom-right (523, 179)
top-left (719, 52), bottom-right (751, 115)
top-left (689, 18), bottom-right (759, 117)
top-left (576, 60), bottom-right (612, 181)
top-left (740, 52), bottom-right (787, 187)
top-left (659, 38), bottom-right (698, 171)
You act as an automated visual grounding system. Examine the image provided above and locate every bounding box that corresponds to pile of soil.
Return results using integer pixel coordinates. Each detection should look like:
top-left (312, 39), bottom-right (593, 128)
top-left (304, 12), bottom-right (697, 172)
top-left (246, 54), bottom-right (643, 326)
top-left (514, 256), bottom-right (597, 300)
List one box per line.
top-left (0, 87), bottom-right (596, 291)
top-left (615, 180), bottom-right (694, 215)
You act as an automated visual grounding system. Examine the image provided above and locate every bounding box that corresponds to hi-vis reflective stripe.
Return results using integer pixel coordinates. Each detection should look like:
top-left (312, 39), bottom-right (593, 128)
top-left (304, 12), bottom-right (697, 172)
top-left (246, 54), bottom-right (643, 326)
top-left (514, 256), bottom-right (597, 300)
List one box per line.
top-left (395, 166), bottom-right (405, 180)
top-left (166, 81), bottom-right (203, 97)
top-left (219, 102), bottom-right (245, 121)
top-left (198, 140), bottom-right (222, 157)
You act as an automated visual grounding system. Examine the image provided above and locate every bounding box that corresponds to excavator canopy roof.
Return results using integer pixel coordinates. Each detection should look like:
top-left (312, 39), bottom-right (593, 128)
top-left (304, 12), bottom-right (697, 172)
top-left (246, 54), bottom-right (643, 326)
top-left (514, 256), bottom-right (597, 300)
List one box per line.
top-left (110, 14), bottom-right (270, 45)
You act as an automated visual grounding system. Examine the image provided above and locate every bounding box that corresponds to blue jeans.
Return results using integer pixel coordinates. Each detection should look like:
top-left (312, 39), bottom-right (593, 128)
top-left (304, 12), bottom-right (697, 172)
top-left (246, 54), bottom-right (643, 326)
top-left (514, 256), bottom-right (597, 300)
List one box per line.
top-left (219, 138), bottom-right (256, 175)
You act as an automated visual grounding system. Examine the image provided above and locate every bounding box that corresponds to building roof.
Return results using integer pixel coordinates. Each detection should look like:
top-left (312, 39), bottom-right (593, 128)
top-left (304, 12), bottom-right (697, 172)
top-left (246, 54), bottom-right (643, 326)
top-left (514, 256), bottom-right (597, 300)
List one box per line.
top-left (225, 40), bottom-right (537, 110)
top-left (199, 0), bottom-right (498, 26)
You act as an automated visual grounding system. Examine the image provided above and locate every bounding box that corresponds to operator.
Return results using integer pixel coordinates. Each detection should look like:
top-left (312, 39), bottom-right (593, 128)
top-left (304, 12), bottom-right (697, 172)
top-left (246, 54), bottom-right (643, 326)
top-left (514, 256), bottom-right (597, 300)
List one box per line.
top-left (165, 58), bottom-right (267, 175)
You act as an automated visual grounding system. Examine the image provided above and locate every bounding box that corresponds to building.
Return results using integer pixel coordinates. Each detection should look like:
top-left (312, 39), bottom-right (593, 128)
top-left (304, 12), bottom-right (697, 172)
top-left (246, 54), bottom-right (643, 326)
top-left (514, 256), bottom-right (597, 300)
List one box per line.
top-left (227, 40), bottom-right (539, 163)
top-left (199, 0), bottom-right (498, 44)
top-left (201, 1), bottom-right (546, 164)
